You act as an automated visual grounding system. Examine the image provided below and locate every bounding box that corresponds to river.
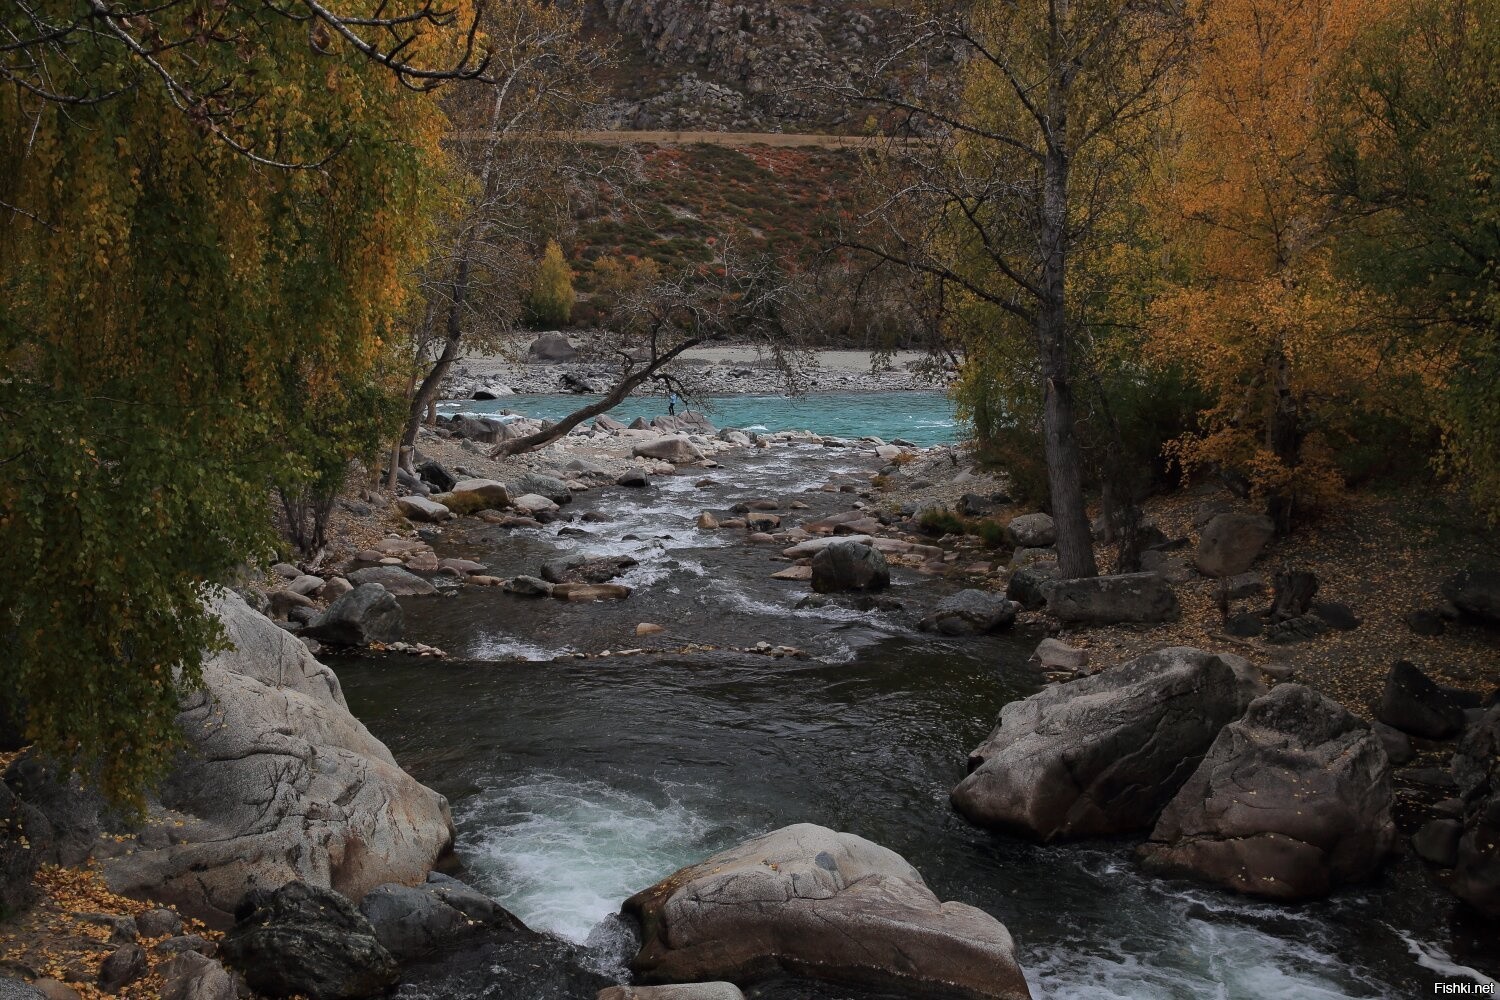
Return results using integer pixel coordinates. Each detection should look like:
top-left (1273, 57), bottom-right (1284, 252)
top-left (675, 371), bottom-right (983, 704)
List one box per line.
top-left (335, 400), bottom-right (1496, 999)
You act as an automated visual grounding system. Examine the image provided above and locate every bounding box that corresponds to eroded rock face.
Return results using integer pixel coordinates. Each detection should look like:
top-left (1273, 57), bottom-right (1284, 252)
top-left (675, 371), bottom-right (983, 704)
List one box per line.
top-left (1137, 684), bottom-right (1395, 900)
top-left (952, 648), bottom-right (1263, 842)
top-left (919, 590), bottom-right (1019, 635)
top-left (103, 591), bottom-right (454, 924)
top-left (623, 823), bottom-right (1031, 1000)
top-left (1042, 572), bottom-right (1179, 624)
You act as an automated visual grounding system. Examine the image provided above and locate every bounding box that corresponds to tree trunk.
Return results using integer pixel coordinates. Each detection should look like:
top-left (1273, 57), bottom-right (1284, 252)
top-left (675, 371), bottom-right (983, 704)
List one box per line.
top-left (1266, 346), bottom-right (1299, 535)
top-left (402, 253), bottom-right (473, 450)
top-left (491, 338), bottom-right (703, 456)
top-left (1036, 38), bottom-right (1098, 580)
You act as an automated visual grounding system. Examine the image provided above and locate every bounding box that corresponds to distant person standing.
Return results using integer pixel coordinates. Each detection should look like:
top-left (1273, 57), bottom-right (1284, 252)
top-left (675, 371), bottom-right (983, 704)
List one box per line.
top-left (668, 390), bottom-right (679, 417)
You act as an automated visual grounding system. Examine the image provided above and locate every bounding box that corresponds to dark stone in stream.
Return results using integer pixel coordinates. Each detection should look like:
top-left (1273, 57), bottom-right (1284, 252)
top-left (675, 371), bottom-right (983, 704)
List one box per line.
top-left (416, 460), bottom-right (456, 493)
top-left (303, 584), bottom-right (403, 646)
top-left (810, 541), bottom-right (889, 594)
top-left (919, 591), bottom-right (1019, 635)
top-left (221, 881), bottom-right (398, 1000)
top-left (540, 555), bottom-right (638, 585)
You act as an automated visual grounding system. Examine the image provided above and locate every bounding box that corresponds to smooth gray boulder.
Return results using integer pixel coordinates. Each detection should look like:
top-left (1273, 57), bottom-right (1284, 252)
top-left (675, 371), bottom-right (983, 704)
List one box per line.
top-left (303, 584), bottom-right (402, 646)
top-left (528, 332), bottom-right (578, 363)
top-left (919, 590), bottom-right (1019, 635)
top-left (632, 436), bottom-right (705, 464)
top-left (623, 823), bottom-right (1031, 1000)
top-left (160, 952), bottom-right (236, 1000)
top-left (1006, 513), bottom-right (1055, 548)
top-left (347, 565), bottom-right (437, 597)
top-left (395, 495), bottom-right (450, 524)
top-left (511, 473), bottom-right (573, 506)
top-left (1043, 572), bottom-right (1179, 624)
top-left (952, 648), bottom-right (1262, 841)
top-left (1138, 684), bottom-right (1395, 900)
top-left (103, 591), bottom-right (453, 924)
top-left (358, 883), bottom-right (470, 961)
top-left (1195, 513), bottom-right (1275, 577)
top-left (811, 541), bottom-right (890, 593)
top-left (221, 881), bottom-right (398, 1000)
top-left (1005, 564), bottom-right (1056, 610)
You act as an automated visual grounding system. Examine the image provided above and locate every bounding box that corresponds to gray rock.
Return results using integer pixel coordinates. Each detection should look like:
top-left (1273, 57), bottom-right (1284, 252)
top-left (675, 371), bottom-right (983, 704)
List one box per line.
top-left (358, 883), bottom-right (470, 961)
top-left (1442, 569), bottom-right (1500, 626)
top-left (1376, 661), bottom-right (1465, 739)
top-left (136, 907), bottom-right (183, 938)
top-left (593, 415), bottom-right (627, 433)
top-left (1452, 704), bottom-right (1500, 917)
top-left (919, 590), bottom-right (1018, 635)
top-left (504, 575), bottom-right (554, 597)
top-left (415, 459), bottom-right (457, 493)
top-left (423, 872), bottom-right (526, 929)
top-left (0, 979), bottom-right (45, 1000)
top-left (598, 987), bottom-right (745, 1000)
top-left (159, 952), bottom-right (235, 1000)
top-left (98, 943), bottom-right (148, 993)
top-left (347, 565), bottom-right (437, 597)
top-left (318, 577), bottom-right (354, 602)
top-left (632, 436), bottom-right (705, 464)
top-left (528, 332), bottom-right (579, 363)
top-left (952, 648), bottom-right (1262, 841)
top-left (395, 495), bottom-right (451, 524)
top-left (1220, 573), bottom-right (1266, 600)
top-left (102, 592), bottom-right (453, 924)
top-left (154, 935), bottom-right (216, 958)
top-left (1370, 722), bottom-right (1414, 765)
top-left (622, 823), bottom-right (1030, 1000)
top-left (3, 755), bottom-right (101, 866)
top-left (1006, 513), bottom-right (1055, 548)
top-left (1413, 820), bottom-right (1463, 868)
top-left (304, 584), bottom-right (403, 647)
top-left (616, 470), bottom-right (649, 488)
top-left (1043, 572), bottom-right (1179, 624)
top-left (511, 473), bottom-right (573, 506)
top-left (1032, 638), bottom-right (1088, 672)
top-left (221, 881), bottom-right (398, 1000)
top-left (1005, 564), bottom-right (1056, 610)
top-left (811, 541), bottom-right (890, 594)
top-left (1195, 513), bottom-right (1275, 577)
top-left (1139, 684), bottom-right (1395, 900)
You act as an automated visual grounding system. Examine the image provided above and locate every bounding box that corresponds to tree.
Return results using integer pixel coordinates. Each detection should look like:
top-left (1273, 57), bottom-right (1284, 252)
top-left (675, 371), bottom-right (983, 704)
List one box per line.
top-left (492, 249), bottom-right (802, 456)
top-left (838, 0), bottom-right (1192, 578)
top-left (1144, 0), bottom-right (1411, 533)
top-left (1324, 0), bottom-right (1500, 517)
top-left (0, 0), bottom-right (463, 800)
top-left (526, 238), bottom-right (577, 328)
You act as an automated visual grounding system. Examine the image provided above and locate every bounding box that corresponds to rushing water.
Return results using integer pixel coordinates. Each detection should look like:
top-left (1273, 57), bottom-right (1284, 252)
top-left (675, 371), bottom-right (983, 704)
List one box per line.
top-left (439, 390), bottom-right (960, 447)
top-left (336, 433), bottom-right (1497, 999)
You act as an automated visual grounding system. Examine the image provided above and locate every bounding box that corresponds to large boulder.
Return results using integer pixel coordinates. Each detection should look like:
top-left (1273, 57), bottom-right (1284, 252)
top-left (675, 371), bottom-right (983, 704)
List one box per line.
top-left (919, 590), bottom-right (1019, 636)
top-left (357, 882), bottom-right (471, 961)
top-left (1194, 513), bottom-right (1275, 577)
top-left (952, 648), bottom-right (1262, 841)
top-left (103, 591), bottom-right (453, 924)
top-left (1442, 569), bottom-right (1500, 627)
top-left (811, 541), bottom-right (890, 594)
top-left (3, 755), bottom-right (102, 866)
top-left (436, 479), bottom-right (511, 516)
top-left (528, 332), bottom-right (579, 363)
top-left (303, 584), bottom-right (402, 647)
top-left (540, 555), bottom-right (637, 586)
top-left (1006, 513), bottom-right (1055, 548)
top-left (1005, 564), bottom-right (1056, 610)
top-left (347, 565), bottom-right (437, 597)
top-left (511, 473), bottom-right (573, 506)
top-left (632, 436), bottom-right (705, 464)
top-left (159, 952), bottom-right (236, 1000)
top-left (1137, 684), bottom-right (1395, 900)
top-left (394, 495), bottom-right (451, 524)
top-left (1452, 704), bottom-right (1500, 917)
top-left (220, 881), bottom-right (398, 1000)
top-left (623, 823), bottom-right (1031, 1000)
top-left (1042, 572), bottom-right (1179, 624)
top-left (1375, 661), bottom-right (1465, 739)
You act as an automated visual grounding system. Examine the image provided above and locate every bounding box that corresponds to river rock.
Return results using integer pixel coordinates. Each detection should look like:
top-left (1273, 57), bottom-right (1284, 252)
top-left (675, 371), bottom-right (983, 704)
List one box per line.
top-left (594, 415), bottom-right (627, 433)
top-left (1452, 704), bottom-right (1500, 917)
top-left (1032, 638), bottom-right (1088, 672)
top-left (541, 555), bottom-right (637, 585)
top-left (221, 881), bottom-right (398, 1000)
top-left (1376, 661), bottom-right (1464, 739)
top-left (511, 473), bottom-right (572, 506)
top-left (598, 987), bottom-right (744, 1000)
top-left (347, 565), bottom-right (436, 597)
top-left (1195, 513), bottom-right (1275, 577)
top-left (1042, 572), bottom-right (1179, 624)
top-left (528, 332), bottom-right (579, 363)
top-left (1413, 820), bottom-right (1463, 868)
top-left (504, 576), bottom-right (554, 597)
top-left (513, 493), bottom-right (560, 516)
top-left (395, 495), bottom-right (451, 523)
top-left (696, 512), bottom-right (719, 530)
top-left (98, 943), bottom-right (148, 993)
top-left (1442, 569), bottom-right (1500, 626)
top-left (1138, 684), bottom-right (1395, 900)
top-left (552, 583), bottom-right (631, 602)
top-left (919, 590), bottom-right (1019, 635)
top-left (160, 952), bottom-right (235, 1000)
top-left (303, 584), bottom-right (403, 646)
top-left (623, 823), bottom-right (1031, 1000)
top-left (783, 535), bottom-right (873, 558)
top-left (952, 648), bottom-right (1262, 841)
top-left (357, 882), bottom-right (472, 961)
top-left (632, 436), bottom-right (705, 464)
top-left (318, 577), bottom-right (353, 602)
top-left (415, 459), bottom-right (457, 493)
top-left (811, 541), bottom-right (890, 593)
top-left (1005, 565), bottom-right (1056, 610)
top-left (1006, 513), bottom-right (1055, 548)
top-left (102, 591), bottom-right (453, 924)
top-left (617, 470), bottom-right (649, 488)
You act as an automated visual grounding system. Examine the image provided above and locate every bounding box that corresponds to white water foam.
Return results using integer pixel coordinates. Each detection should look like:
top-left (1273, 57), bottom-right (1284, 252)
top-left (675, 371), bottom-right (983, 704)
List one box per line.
top-left (473, 635), bottom-right (571, 661)
top-left (457, 775), bottom-right (712, 944)
top-left (1397, 930), bottom-right (1498, 986)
